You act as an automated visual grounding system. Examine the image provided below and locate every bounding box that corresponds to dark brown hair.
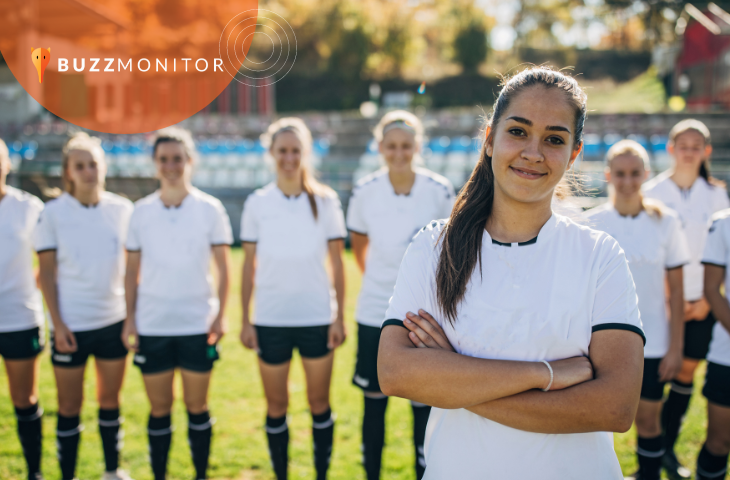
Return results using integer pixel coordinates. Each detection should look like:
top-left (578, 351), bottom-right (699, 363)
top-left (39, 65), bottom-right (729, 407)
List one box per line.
top-left (668, 119), bottom-right (723, 187)
top-left (436, 67), bottom-right (587, 324)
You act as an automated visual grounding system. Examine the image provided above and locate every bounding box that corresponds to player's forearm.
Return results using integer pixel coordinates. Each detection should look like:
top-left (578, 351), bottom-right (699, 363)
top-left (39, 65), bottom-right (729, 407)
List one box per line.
top-left (706, 286), bottom-right (730, 334)
top-left (241, 262), bottom-right (255, 325)
top-left (38, 268), bottom-right (63, 327)
top-left (668, 272), bottom-right (685, 352)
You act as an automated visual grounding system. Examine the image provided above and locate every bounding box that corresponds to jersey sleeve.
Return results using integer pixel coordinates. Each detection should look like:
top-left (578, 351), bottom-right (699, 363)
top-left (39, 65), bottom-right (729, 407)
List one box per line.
top-left (125, 208), bottom-right (142, 252)
top-left (590, 236), bottom-right (646, 345)
top-left (210, 201), bottom-right (233, 246)
top-left (713, 186), bottom-right (730, 213)
top-left (33, 207), bottom-right (57, 253)
top-left (239, 195), bottom-right (258, 243)
top-left (703, 217), bottom-right (728, 268)
top-left (324, 193), bottom-right (347, 241)
top-left (665, 214), bottom-right (691, 269)
top-left (440, 182), bottom-right (456, 219)
top-left (383, 225), bottom-right (440, 329)
top-left (346, 189), bottom-right (368, 235)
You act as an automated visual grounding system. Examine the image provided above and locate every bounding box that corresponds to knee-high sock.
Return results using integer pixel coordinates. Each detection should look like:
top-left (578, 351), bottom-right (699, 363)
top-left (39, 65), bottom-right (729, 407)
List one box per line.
top-left (411, 402), bottom-right (430, 480)
top-left (661, 380), bottom-right (693, 452)
top-left (265, 415), bottom-right (289, 480)
top-left (312, 409), bottom-right (335, 480)
top-left (362, 396), bottom-right (388, 480)
top-left (99, 408), bottom-right (122, 473)
top-left (15, 404), bottom-right (43, 480)
top-left (636, 435), bottom-right (664, 480)
top-left (696, 445), bottom-right (729, 480)
top-left (57, 414), bottom-right (83, 480)
top-left (188, 411), bottom-right (214, 480)
top-left (148, 414), bottom-right (173, 480)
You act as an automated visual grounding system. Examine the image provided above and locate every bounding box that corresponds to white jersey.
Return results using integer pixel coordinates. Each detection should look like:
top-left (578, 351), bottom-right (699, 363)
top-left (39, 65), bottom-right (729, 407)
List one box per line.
top-left (0, 186), bottom-right (45, 332)
top-left (384, 214), bottom-right (643, 480)
top-left (583, 203), bottom-right (690, 358)
top-left (643, 171), bottom-right (729, 301)
top-left (34, 192), bottom-right (133, 332)
top-left (701, 209), bottom-right (730, 367)
top-left (347, 168), bottom-right (455, 327)
top-left (240, 183), bottom-right (347, 327)
top-left (126, 188), bottom-right (233, 336)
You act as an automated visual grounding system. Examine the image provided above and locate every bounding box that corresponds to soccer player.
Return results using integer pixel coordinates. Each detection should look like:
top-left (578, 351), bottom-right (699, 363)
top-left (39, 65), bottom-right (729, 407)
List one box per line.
top-left (347, 110), bottom-right (454, 480)
top-left (642, 119), bottom-right (729, 479)
top-left (122, 127), bottom-right (232, 480)
top-left (583, 139), bottom-right (690, 480)
top-left (35, 133), bottom-right (134, 480)
top-left (0, 138), bottom-right (45, 480)
top-left (239, 117), bottom-right (346, 480)
top-left (378, 67), bottom-right (645, 479)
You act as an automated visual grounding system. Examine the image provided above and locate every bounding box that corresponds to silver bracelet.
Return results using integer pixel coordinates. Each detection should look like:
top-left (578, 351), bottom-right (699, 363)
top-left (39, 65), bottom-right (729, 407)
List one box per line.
top-left (541, 360), bottom-right (553, 392)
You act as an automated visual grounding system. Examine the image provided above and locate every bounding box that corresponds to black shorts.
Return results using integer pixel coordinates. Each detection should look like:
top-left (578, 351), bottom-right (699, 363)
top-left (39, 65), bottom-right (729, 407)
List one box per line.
top-left (255, 325), bottom-right (330, 365)
top-left (641, 357), bottom-right (666, 401)
top-left (703, 362), bottom-right (730, 408)
top-left (684, 311), bottom-right (716, 360)
top-left (51, 321), bottom-right (127, 367)
top-left (0, 327), bottom-right (44, 360)
top-left (133, 334), bottom-right (219, 374)
top-left (353, 323), bottom-right (382, 393)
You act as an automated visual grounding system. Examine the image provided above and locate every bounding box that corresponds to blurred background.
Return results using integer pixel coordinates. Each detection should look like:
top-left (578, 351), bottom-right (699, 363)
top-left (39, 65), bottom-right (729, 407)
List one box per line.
top-left (2, 0), bottom-right (730, 239)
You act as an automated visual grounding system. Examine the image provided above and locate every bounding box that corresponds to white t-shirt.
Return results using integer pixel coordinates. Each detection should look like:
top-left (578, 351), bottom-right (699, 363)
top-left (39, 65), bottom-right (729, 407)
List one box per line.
top-left (0, 186), bottom-right (45, 333)
top-left (34, 192), bottom-right (133, 332)
top-left (384, 214), bottom-right (644, 480)
top-left (583, 203), bottom-right (690, 358)
top-left (701, 209), bottom-right (730, 367)
top-left (240, 183), bottom-right (347, 327)
top-left (643, 171), bottom-right (729, 301)
top-left (126, 188), bottom-right (233, 336)
top-left (347, 167), bottom-right (455, 327)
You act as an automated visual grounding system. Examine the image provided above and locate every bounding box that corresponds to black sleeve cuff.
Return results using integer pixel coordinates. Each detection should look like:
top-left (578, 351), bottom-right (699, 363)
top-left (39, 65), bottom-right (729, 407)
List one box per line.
top-left (381, 319), bottom-right (405, 330)
top-left (328, 237), bottom-right (346, 242)
top-left (125, 248), bottom-right (141, 253)
top-left (702, 261), bottom-right (727, 268)
top-left (36, 248), bottom-right (57, 254)
top-left (666, 262), bottom-right (688, 271)
top-left (592, 323), bottom-right (646, 346)
top-left (348, 228), bottom-right (368, 236)
top-left (211, 242), bottom-right (232, 247)
top-left (241, 239), bottom-right (258, 244)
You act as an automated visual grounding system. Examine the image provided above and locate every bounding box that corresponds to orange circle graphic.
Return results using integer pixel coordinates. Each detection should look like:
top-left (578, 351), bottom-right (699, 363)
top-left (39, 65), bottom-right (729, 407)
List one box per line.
top-left (0, 0), bottom-right (258, 134)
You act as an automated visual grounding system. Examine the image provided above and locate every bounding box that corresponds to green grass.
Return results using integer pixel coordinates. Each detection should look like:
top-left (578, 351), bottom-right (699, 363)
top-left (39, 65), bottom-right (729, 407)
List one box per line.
top-left (0, 249), bottom-right (711, 479)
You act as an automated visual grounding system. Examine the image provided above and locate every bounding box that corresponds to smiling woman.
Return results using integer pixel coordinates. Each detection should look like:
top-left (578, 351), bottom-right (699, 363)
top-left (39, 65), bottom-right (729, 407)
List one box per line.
top-left (377, 67), bottom-right (646, 479)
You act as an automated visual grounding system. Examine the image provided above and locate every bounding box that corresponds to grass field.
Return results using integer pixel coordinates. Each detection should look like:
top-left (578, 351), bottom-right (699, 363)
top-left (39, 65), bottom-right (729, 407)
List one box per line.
top-left (0, 248), bottom-right (712, 480)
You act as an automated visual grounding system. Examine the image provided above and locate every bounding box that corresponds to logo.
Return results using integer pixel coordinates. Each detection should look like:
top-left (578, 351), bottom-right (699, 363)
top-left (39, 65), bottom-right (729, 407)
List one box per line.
top-left (134, 354), bottom-right (146, 364)
top-left (30, 47), bottom-right (51, 83)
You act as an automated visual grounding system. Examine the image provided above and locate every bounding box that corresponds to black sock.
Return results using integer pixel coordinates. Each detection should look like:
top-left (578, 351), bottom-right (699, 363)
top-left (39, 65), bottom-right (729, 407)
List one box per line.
top-left (312, 408), bottom-right (334, 480)
top-left (57, 414), bottom-right (83, 480)
top-left (99, 408), bottom-right (121, 473)
top-left (265, 415), bottom-right (289, 480)
top-left (188, 411), bottom-right (214, 480)
top-left (636, 435), bottom-right (664, 480)
top-left (362, 396), bottom-right (388, 480)
top-left (15, 404), bottom-right (43, 480)
top-left (697, 445), bottom-right (729, 480)
top-left (148, 414), bottom-right (173, 480)
top-left (661, 380), bottom-right (693, 453)
top-left (411, 402), bottom-right (431, 480)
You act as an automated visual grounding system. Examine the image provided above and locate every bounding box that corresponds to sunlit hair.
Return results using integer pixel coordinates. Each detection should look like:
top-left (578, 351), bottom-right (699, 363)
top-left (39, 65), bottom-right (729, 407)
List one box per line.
top-left (436, 66), bottom-right (587, 325)
top-left (373, 110), bottom-right (424, 144)
top-left (668, 118), bottom-right (721, 186)
top-left (605, 139), bottom-right (663, 218)
top-left (0, 138), bottom-right (8, 164)
top-left (62, 132), bottom-right (106, 194)
top-left (261, 117), bottom-right (332, 220)
top-left (152, 126), bottom-right (196, 160)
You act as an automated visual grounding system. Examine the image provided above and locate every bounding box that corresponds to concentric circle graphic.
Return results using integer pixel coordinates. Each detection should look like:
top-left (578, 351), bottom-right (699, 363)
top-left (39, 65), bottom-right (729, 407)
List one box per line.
top-left (218, 9), bottom-right (297, 88)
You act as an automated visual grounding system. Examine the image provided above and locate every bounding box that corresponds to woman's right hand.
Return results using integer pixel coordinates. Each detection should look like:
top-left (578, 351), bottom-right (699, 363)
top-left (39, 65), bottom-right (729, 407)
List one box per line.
top-left (53, 322), bottom-right (78, 353)
top-left (121, 319), bottom-right (139, 353)
top-left (240, 322), bottom-right (259, 353)
top-left (543, 357), bottom-right (594, 391)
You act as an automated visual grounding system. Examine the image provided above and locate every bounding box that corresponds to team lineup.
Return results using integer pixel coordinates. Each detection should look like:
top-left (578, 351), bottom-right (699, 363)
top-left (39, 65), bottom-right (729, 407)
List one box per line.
top-left (0, 67), bottom-right (729, 480)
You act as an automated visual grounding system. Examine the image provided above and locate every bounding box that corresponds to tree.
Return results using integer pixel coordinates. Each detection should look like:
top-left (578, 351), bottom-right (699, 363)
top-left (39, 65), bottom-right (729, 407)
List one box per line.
top-left (453, 20), bottom-right (488, 73)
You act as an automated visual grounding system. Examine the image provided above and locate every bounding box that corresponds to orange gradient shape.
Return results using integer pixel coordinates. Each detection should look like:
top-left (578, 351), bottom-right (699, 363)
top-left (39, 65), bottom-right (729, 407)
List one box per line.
top-left (0, 0), bottom-right (258, 134)
top-left (31, 47), bottom-right (51, 83)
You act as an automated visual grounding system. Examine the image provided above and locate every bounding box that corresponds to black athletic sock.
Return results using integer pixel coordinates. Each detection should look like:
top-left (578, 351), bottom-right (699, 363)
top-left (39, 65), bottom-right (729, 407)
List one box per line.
top-left (99, 408), bottom-right (121, 473)
top-left (312, 408), bottom-right (334, 480)
top-left (148, 414), bottom-right (173, 480)
top-left (15, 404), bottom-right (43, 480)
top-left (57, 414), bottom-right (83, 480)
top-left (362, 396), bottom-right (388, 480)
top-left (661, 380), bottom-right (693, 453)
top-left (696, 445), bottom-right (729, 480)
top-left (411, 402), bottom-right (430, 480)
top-left (636, 435), bottom-right (664, 480)
top-left (188, 411), bottom-right (214, 480)
top-left (265, 415), bottom-right (289, 480)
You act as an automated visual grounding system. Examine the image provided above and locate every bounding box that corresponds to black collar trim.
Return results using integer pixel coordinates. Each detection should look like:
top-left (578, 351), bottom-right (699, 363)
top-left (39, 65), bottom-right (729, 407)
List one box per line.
top-left (491, 236), bottom-right (538, 247)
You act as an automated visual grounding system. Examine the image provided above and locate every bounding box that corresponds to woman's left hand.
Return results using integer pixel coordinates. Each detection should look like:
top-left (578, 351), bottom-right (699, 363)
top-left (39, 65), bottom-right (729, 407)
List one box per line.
top-left (328, 320), bottom-right (346, 350)
top-left (404, 310), bottom-right (455, 352)
top-left (658, 347), bottom-right (683, 382)
top-left (208, 316), bottom-right (227, 345)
